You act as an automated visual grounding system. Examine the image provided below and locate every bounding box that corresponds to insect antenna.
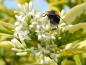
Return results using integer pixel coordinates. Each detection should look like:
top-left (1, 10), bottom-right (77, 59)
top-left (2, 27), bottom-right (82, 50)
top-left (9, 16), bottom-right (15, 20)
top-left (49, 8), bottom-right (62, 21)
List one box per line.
top-left (59, 16), bottom-right (69, 25)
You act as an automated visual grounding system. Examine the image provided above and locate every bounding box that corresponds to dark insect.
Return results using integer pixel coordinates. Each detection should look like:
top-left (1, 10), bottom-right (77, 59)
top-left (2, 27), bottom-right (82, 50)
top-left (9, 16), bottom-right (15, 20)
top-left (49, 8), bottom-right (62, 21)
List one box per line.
top-left (44, 10), bottom-right (67, 28)
top-left (46, 10), bottom-right (60, 26)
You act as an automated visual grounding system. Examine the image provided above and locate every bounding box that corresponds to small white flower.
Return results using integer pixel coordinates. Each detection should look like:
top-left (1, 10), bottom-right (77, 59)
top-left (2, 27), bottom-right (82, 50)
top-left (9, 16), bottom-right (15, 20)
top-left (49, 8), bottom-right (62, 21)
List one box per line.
top-left (35, 12), bottom-right (41, 18)
top-left (15, 25), bottom-right (22, 31)
top-left (45, 25), bottom-right (51, 31)
top-left (16, 52), bottom-right (27, 56)
top-left (59, 22), bottom-right (67, 27)
top-left (29, 2), bottom-right (32, 11)
top-left (15, 21), bottom-right (20, 26)
top-left (12, 48), bottom-right (22, 52)
top-left (38, 34), bottom-right (42, 40)
top-left (11, 38), bottom-right (24, 48)
top-left (60, 9), bottom-right (65, 18)
top-left (37, 25), bottom-right (41, 30)
top-left (51, 35), bottom-right (55, 40)
top-left (42, 34), bottom-right (46, 38)
top-left (29, 24), bottom-right (34, 29)
top-left (28, 9), bottom-right (35, 16)
top-left (18, 31), bottom-right (30, 40)
top-left (59, 23), bottom-right (73, 31)
top-left (15, 15), bottom-right (23, 21)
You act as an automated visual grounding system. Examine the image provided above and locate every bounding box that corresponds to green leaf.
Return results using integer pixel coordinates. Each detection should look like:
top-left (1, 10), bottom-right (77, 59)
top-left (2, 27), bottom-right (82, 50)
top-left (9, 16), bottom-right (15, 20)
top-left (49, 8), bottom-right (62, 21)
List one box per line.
top-left (0, 41), bottom-right (13, 50)
top-left (0, 33), bottom-right (13, 41)
top-left (67, 23), bottom-right (86, 33)
top-left (71, 12), bottom-right (86, 24)
top-left (60, 3), bottom-right (86, 24)
top-left (0, 48), bottom-right (4, 57)
top-left (59, 48), bottom-right (86, 57)
top-left (74, 54), bottom-right (82, 65)
top-left (61, 59), bottom-right (75, 65)
top-left (0, 21), bottom-right (14, 34)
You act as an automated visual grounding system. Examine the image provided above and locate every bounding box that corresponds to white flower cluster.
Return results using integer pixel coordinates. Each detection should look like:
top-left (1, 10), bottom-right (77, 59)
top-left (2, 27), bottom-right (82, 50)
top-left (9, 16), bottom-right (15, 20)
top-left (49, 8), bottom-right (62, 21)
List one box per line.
top-left (29, 12), bottom-right (50, 40)
top-left (11, 2), bottom-right (71, 63)
top-left (11, 2), bottom-right (57, 56)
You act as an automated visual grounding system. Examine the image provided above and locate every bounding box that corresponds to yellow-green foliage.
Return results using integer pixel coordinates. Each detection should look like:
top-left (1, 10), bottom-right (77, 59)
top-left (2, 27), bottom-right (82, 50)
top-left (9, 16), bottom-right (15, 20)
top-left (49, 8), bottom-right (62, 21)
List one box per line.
top-left (0, 1), bottom-right (86, 65)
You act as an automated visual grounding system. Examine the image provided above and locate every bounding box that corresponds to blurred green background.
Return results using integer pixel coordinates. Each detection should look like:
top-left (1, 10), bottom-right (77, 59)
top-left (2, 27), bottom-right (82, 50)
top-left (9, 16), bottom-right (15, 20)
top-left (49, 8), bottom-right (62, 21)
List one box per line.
top-left (0, 0), bottom-right (86, 65)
